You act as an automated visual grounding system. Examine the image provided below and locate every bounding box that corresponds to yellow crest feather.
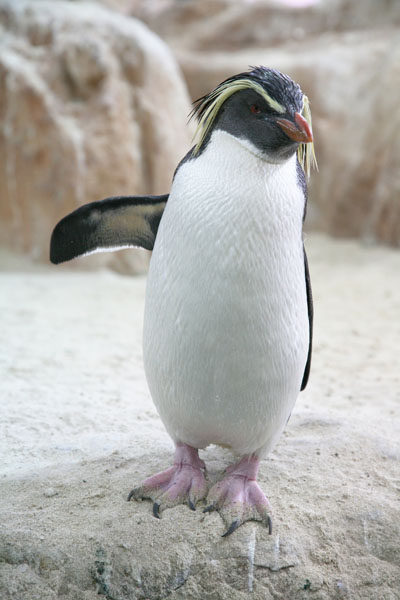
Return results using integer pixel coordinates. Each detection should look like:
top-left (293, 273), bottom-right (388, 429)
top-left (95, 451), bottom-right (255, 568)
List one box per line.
top-left (297, 95), bottom-right (318, 178)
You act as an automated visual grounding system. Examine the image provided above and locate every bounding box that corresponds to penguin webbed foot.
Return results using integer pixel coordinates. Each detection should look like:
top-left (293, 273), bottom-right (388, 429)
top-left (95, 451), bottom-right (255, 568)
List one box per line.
top-left (203, 456), bottom-right (272, 537)
top-left (204, 478), bottom-right (272, 537)
top-left (127, 444), bottom-right (207, 517)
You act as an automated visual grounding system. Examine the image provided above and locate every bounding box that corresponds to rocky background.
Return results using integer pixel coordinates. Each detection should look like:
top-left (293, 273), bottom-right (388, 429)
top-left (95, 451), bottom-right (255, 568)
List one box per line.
top-left (1, 0), bottom-right (400, 271)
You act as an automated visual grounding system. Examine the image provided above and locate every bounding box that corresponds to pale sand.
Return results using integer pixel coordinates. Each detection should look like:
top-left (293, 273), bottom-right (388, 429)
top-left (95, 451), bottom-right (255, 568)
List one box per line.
top-left (0, 233), bottom-right (399, 599)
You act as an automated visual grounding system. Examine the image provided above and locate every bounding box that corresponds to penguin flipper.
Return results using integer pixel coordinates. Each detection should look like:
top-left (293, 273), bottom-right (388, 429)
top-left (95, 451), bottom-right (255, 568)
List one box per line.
top-left (300, 247), bottom-right (313, 391)
top-left (50, 195), bottom-right (168, 264)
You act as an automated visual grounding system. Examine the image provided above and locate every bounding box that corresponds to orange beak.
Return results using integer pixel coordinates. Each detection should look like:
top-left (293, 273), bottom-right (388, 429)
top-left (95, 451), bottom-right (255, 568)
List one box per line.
top-left (276, 112), bottom-right (313, 143)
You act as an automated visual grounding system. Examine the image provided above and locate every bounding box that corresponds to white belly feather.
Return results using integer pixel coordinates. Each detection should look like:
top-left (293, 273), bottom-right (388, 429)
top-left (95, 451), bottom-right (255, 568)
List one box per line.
top-left (143, 130), bottom-right (309, 457)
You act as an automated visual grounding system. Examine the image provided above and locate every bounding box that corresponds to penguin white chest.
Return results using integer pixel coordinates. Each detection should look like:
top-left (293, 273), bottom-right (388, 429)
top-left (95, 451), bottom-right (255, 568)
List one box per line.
top-left (143, 131), bottom-right (309, 457)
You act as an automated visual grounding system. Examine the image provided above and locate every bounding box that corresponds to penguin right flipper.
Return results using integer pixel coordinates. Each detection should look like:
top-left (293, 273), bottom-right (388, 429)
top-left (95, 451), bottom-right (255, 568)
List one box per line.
top-left (300, 247), bottom-right (313, 391)
top-left (50, 194), bottom-right (168, 264)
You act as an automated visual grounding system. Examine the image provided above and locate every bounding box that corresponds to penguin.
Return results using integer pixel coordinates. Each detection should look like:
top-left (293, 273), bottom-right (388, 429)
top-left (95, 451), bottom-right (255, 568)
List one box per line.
top-left (50, 66), bottom-right (317, 537)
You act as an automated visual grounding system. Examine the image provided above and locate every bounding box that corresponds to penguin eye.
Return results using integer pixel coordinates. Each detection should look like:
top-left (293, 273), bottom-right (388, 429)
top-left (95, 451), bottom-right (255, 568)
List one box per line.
top-left (250, 104), bottom-right (261, 115)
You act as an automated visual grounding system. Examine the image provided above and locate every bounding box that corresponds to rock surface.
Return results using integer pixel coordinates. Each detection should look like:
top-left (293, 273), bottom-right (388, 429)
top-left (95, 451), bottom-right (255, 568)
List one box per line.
top-left (135, 0), bottom-right (400, 51)
top-left (0, 0), bottom-right (192, 272)
top-left (1, 234), bottom-right (400, 599)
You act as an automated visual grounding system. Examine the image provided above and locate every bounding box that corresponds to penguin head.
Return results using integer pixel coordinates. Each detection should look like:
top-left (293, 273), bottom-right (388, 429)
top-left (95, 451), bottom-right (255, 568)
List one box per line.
top-left (191, 66), bottom-right (317, 176)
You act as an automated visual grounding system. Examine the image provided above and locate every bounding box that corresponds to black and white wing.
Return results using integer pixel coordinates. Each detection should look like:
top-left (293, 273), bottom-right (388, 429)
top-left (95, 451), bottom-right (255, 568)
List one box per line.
top-left (50, 195), bottom-right (168, 264)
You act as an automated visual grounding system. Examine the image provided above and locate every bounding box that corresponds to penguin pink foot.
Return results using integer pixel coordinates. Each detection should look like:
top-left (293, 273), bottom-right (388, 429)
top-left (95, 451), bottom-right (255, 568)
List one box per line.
top-left (128, 443), bottom-right (207, 516)
top-left (204, 455), bottom-right (272, 537)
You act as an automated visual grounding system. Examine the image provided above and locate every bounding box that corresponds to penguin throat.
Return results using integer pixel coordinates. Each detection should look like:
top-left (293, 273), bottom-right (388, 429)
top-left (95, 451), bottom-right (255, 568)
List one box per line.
top-left (215, 129), bottom-right (294, 167)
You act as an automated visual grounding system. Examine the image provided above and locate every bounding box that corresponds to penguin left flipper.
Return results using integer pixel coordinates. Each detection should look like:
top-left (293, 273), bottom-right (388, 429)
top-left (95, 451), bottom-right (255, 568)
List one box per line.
top-left (50, 194), bottom-right (168, 264)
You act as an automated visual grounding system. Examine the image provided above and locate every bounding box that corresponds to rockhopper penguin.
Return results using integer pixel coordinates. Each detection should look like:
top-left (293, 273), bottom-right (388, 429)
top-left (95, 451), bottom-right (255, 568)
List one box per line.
top-left (50, 66), bottom-right (317, 537)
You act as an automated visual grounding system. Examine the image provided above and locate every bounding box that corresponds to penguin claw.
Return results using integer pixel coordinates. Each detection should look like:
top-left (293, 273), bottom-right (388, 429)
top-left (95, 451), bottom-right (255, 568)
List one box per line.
top-left (127, 488), bottom-right (139, 502)
top-left (222, 520), bottom-right (240, 537)
top-left (266, 515), bottom-right (273, 535)
top-left (153, 502), bottom-right (161, 519)
top-left (203, 502), bottom-right (216, 513)
top-left (188, 499), bottom-right (196, 511)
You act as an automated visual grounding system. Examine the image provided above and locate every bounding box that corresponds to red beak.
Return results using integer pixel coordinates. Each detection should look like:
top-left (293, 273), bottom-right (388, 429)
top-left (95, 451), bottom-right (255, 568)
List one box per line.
top-left (276, 112), bottom-right (313, 143)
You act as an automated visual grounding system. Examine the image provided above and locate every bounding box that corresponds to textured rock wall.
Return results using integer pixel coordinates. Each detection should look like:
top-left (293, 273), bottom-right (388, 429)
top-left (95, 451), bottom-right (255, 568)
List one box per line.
top-left (135, 0), bottom-right (400, 51)
top-left (0, 0), bottom-right (193, 272)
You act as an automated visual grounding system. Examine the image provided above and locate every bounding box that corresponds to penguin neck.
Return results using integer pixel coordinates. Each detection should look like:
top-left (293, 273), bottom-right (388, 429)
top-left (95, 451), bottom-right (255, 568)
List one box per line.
top-left (211, 128), bottom-right (293, 167)
top-left (197, 129), bottom-right (297, 181)
top-left (171, 128), bottom-right (304, 234)
top-left (182, 129), bottom-right (301, 209)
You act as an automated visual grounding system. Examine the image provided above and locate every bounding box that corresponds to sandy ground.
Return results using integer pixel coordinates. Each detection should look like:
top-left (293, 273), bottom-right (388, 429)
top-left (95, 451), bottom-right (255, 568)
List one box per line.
top-left (0, 233), bottom-right (399, 600)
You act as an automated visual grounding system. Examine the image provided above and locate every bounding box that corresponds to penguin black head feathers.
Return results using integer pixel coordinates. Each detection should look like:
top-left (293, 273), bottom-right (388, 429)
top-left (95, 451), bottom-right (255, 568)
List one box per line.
top-left (191, 66), bottom-right (317, 176)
